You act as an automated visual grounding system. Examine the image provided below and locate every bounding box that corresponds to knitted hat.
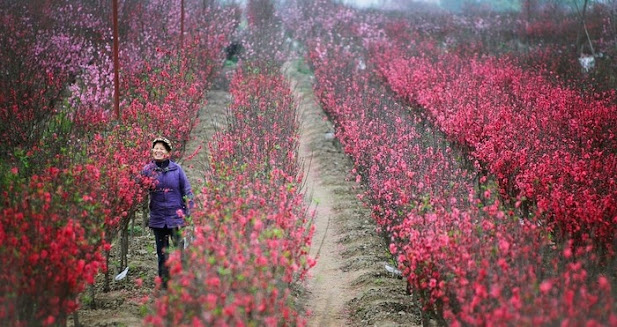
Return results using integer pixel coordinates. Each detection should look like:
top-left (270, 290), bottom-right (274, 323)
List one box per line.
top-left (152, 137), bottom-right (172, 151)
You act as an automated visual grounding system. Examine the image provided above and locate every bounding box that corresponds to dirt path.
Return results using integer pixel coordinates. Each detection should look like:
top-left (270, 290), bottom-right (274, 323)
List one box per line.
top-left (283, 60), bottom-right (359, 326)
top-left (283, 59), bottom-right (422, 327)
top-left (181, 87), bottom-right (231, 186)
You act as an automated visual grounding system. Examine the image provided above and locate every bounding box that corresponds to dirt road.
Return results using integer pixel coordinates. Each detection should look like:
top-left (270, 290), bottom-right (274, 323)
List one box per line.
top-left (284, 59), bottom-right (421, 327)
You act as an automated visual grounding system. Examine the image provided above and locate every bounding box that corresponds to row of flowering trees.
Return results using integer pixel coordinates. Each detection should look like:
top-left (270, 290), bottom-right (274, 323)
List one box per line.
top-left (145, 63), bottom-right (315, 326)
top-left (282, 0), bottom-right (617, 324)
top-left (383, 1), bottom-right (617, 92)
top-left (368, 12), bottom-right (617, 322)
top-left (0, 1), bottom-right (238, 325)
top-left (373, 40), bottom-right (617, 250)
top-left (144, 2), bottom-right (316, 322)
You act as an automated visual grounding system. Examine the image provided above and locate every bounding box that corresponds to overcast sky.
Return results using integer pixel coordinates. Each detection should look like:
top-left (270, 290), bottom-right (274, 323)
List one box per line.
top-left (341, 0), bottom-right (385, 8)
top-left (341, 0), bottom-right (440, 9)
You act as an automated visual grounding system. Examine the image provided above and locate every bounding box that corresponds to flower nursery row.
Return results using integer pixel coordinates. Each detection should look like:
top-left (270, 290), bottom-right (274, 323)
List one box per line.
top-left (372, 37), bottom-right (617, 252)
top-left (310, 35), bottom-right (615, 326)
top-left (367, 3), bottom-right (617, 250)
top-left (145, 63), bottom-right (314, 327)
top-left (0, 1), bottom-right (238, 325)
top-left (282, 0), bottom-right (617, 324)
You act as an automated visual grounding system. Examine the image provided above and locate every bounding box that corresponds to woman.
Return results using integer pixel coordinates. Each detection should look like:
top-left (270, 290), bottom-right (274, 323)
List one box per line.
top-left (142, 137), bottom-right (193, 288)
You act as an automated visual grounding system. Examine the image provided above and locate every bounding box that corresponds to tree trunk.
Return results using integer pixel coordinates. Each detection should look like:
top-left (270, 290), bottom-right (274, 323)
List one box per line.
top-left (142, 194), bottom-right (149, 230)
top-left (72, 311), bottom-right (80, 327)
top-left (120, 217), bottom-right (130, 270)
top-left (104, 247), bottom-right (111, 292)
top-left (112, 0), bottom-right (120, 120)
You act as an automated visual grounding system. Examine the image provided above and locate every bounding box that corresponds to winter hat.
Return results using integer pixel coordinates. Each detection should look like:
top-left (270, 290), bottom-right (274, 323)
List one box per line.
top-left (152, 137), bottom-right (172, 152)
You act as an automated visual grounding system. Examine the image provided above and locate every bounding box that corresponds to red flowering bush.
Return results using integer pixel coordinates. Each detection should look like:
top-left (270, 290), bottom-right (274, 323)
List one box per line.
top-left (373, 41), bottom-right (617, 250)
top-left (281, 0), bottom-right (617, 323)
top-left (0, 3), bottom-right (83, 151)
top-left (0, 162), bottom-right (107, 326)
top-left (307, 35), bottom-right (617, 325)
top-left (0, 0), bottom-right (237, 324)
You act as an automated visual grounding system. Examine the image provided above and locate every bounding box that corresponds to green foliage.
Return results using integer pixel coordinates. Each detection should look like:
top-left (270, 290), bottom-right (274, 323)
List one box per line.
top-left (419, 193), bottom-right (432, 213)
top-left (224, 58), bottom-right (238, 67)
top-left (80, 292), bottom-right (94, 307)
top-left (139, 304), bottom-right (150, 317)
top-left (0, 150), bottom-right (27, 192)
top-left (147, 242), bottom-right (155, 255)
top-left (129, 225), bottom-right (143, 235)
top-left (294, 59), bottom-right (312, 75)
top-left (44, 104), bottom-right (74, 139)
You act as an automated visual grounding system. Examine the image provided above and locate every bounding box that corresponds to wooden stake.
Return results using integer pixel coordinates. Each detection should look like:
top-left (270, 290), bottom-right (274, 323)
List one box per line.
top-left (113, 0), bottom-right (120, 120)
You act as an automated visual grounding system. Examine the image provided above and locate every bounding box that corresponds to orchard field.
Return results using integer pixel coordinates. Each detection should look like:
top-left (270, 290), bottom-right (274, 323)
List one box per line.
top-left (2, 0), bottom-right (617, 326)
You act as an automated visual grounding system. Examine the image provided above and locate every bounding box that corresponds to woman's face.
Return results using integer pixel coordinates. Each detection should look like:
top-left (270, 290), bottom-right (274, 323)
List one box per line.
top-left (152, 142), bottom-right (170, 161)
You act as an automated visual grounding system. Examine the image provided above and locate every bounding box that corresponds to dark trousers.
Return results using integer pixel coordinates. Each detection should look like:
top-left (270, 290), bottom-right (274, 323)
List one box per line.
top-left (152, 227), bottom-right (183, 288)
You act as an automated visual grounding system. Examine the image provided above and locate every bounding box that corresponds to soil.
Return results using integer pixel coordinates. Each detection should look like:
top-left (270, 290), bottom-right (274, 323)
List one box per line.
top-left (283, 58), bottom-right (422, 327)
top-left (70, 58), bottom-right (422, 326)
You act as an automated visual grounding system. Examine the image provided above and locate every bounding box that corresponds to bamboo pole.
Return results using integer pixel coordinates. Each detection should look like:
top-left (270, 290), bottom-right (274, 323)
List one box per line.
top-left (180, 0), bottom-right (185, 51)
top-left (113, 0), bottom-right (120, 120)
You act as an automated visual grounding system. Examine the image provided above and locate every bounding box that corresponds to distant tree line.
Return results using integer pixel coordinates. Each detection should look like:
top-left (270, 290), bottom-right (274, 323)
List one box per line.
top-left (439, 0), bottom-right (611, 13)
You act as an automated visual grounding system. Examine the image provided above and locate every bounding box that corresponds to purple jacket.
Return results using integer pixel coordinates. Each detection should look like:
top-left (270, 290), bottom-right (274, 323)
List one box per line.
top-left (142, 160), bottom-right (194, 228)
